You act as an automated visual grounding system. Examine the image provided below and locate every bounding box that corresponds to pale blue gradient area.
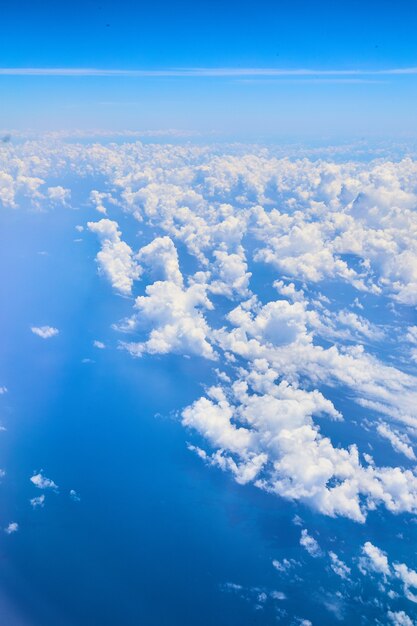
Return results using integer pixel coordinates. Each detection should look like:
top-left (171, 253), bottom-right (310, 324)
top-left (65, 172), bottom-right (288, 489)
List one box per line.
top-left (1, 0), bottom-right (417, 135)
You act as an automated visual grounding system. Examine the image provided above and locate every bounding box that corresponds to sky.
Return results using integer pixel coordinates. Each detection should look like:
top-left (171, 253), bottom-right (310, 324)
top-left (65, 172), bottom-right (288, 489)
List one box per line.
top-left (1, 0), bottom-right (417, 136)
top-left (2, 3), bottom-right (417, 626)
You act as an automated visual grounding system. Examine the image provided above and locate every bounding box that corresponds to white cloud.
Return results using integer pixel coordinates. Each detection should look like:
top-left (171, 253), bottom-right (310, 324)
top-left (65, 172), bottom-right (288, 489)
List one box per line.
top-left (377, 423), bottom-right (416, 461)
top-left (358, 541), bottom-right (417, 608)
top-left (5, 138), bottom-right (417, 537)
top-left (4, 522), bottom-right (18, 534)
top-left (30, 471), bottom-right (58, 490)
top-left (88, 219), bottom-right (141, 295)
top-left (31, 325), bottom-right (59, 339)
top-left (69, 489), bottom-right (80, 502)
top-left (30, 494), bottom-right (45, 508)
top-left (393, 563), bottom-right (417, 603)
top-left (300, 529), bottom-right (322, 558)
top-left (359, 542), bottom-right (390, 577)
top-left (272, 558), bottom-right (299, 573)
top-left (47, 185), bottom-right (70, 204)
top-left (137, 236), bottom-right (183, 286)
top-left (121, 278), bottom-right (216, 359)
top-left (387, 611), bottom-right (414, 626)
top-left (329, 551), bottom-right (351, 579)
top-left (93, 340), bottom-right (106, 349)
top-left (209, 247), bottom-right (251, 298)
top-left (270, 591), bottom-right (286, 601)
top-left (2, 65), bottom-right (417, 78)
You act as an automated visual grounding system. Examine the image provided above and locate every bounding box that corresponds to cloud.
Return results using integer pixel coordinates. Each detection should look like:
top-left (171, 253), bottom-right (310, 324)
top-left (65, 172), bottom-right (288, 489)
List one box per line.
top-left (359, 542), bottom-right (390, 577)
top-left (182, 360), bottom-right (417, 522)
top-left (272, 558), bottom-right (299, 573)
top-left (137, 236), bottom-right (183, 286)
top-left (358, 541), bottom-right (417, 607)
top-left (1, 66), bottom-right (417, 78)
top-left (393, 563), bottom-right (417, 603)
top-left (329, 551), bottom-right (351, 579)
top-left (93, 340), bottom-right (106, 349)
top-left (69, 489), bottom-right (81, 502)
top-left (377, 423), bottom-right (416, 461)
top-left (121, 265), bottom-right (216, 359)
top-left (299, 529), bottom-right (323, 558)
top-left (387, 611), bottom-right (414, 626)
top-left (30, 471), bottom-right (58, 490)
top-left (46, 185), bottom-right (70, 205)
top-left (30, 494), bottom-right (45, 508)
top-left (88, 219), bottom-right (141, 295)
top-left (5, 137), bottom-right (417, 532)
top-left (31, 326), bottom-right (59, 339)
top-left (4, 522), bottom-right (18, 534)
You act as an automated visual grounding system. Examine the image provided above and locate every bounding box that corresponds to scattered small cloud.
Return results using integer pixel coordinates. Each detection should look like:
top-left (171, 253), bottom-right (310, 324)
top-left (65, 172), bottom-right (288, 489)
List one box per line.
top-left (30, 494), bottom-right (45, 508)
top-left (300, 529), bottom-right (323, 558)
top-left (69, 489), bottom-right (80, 502)
top-left (4, 522), bottom-right (18, 534)
top-left (30, 471), bottom-right (58, 491)
top-left (31, 326), bottom-right (59, 339)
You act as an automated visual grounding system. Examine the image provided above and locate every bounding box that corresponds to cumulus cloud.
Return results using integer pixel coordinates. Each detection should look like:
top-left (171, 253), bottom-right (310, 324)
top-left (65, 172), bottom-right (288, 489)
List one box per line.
top-left (47, 185), bottom-right (70, 204)
top-left (31, 325), bottom-right (59, 339)
top-left (30, 471), bottom-right (58, 490)
top-left (30, 494), bottom-right (45, 508)
top-left (387, 611), bottom-right (414, 626)
top-left (377, 423), bottom-right (416, 460)
top-left (88, 219), bottom-right (141, 295)
top-left (359, 542), bottom-right (390, 577)
top-left (69, 489), bottom-right (81, 502)
top-left (182, 359), bottom-right (417, 522)
top-left (272, 558), bottom-right (299, 573)
top-left (4, 522), bottom-right (18, 534)
top-left (121, 276), bottom-right (216, 360)
top-left (300, 529), bottom-right (323, 558)
top-left (329, 551), bottom-right (351, 579)
top-left (358, 541), bottom-right (417, 607)
top-left (5, 138), bottom-right (417, 535)
top-left (393, 563), bottom-right (417, 603)
top-left (137, 236), bottom-right (183, 286)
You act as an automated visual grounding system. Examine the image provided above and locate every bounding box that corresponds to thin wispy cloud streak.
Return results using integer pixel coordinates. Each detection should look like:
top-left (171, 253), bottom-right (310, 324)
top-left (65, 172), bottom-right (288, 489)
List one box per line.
top-left (0, 66), bottom-right (417, 78)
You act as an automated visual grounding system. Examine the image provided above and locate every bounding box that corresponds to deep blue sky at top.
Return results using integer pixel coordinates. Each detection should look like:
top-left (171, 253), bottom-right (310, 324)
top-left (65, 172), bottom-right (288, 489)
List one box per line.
top-left (1, 0), bottom-right (417, 136)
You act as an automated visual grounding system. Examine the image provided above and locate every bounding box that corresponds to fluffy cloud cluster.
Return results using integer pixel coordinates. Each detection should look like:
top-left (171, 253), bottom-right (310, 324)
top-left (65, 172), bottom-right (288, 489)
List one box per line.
top-left (4, 138), bottom-right (417, 526)
top-left (4, 139), bottom-right (417, 300)
top-left (122, 279), bottom-right (215, 359)
top-left (183, 362), bottom-right (417, 522)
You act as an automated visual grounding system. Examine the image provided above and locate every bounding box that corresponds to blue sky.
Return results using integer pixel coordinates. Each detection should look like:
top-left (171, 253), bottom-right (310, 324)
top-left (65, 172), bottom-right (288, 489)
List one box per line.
top-left (1, 0), bottom-right (417, 135)
top-left (2, 4), bottom-right (417, 625)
